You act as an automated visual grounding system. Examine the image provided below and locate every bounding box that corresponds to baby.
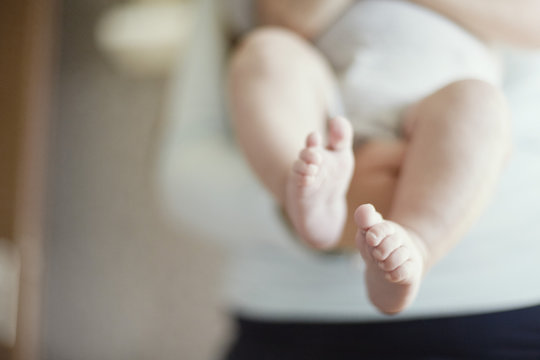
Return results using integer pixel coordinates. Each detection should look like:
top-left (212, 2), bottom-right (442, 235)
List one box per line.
top-left (227, 0), bottom-right (531, 314)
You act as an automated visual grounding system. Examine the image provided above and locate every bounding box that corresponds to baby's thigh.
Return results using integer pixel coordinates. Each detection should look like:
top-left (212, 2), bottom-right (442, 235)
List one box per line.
top-left (401, 79), bottom-right (508, 138)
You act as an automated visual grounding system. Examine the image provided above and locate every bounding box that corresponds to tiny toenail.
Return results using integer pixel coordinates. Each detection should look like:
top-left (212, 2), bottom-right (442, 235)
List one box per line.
top-left (377, 261), bottom-right (385, 269)
top-left (372, 249), bottom-right (382, 258)
top-left (385, 273), bottom-right (393, 281)
top-left (366, 232), bottom-right (377, 243)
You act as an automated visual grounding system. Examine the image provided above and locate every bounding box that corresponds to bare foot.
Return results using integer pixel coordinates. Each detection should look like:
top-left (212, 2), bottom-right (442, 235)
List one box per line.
top-left (354, 204), bottom-right (429, 314)
top-left (285, 116), bottom-right (354, 249)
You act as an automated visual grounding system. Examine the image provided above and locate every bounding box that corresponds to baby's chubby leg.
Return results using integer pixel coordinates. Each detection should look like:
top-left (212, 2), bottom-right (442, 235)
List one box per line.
top-left (229, 27), bottom-right (355, 248)
top-left (355, 79), bottom-right (511, 314)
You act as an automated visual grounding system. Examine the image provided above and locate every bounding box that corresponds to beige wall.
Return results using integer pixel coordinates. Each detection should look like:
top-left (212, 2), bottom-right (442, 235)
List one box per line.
top-left (43, 1), bottom-right (229, 359)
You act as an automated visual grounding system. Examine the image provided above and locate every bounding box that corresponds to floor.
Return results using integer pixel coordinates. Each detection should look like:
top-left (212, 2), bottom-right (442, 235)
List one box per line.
top-left (43, 1), bottom-right (229, 359)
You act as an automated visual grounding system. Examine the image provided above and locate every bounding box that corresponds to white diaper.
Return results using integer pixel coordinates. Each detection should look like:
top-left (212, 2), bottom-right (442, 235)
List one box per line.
top-left (317, 0), bottom-right (502, 140)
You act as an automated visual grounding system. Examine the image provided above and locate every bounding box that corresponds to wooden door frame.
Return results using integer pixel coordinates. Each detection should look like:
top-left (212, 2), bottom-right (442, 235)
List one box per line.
top-left (0, 0), bottom-right (59, 359)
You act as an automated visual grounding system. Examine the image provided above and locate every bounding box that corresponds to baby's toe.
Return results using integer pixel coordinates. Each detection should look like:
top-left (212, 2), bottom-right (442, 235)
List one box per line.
top-left (299, 148), bottom-right (322, 165)
top-left (366, 221), bottom-right (396, 246)
top-left (306, 131), bottom-right (322, 148)
top-left (354, 204), bottom-right (383, 233)
top-left (385, 260), bottom-right (415, 283)
top-left (372, 234), bottom-right (402, 260)
top-left (328, 116), bottom-right (353, 150)
top-left (378, 246), bottom-right (410, 271)
top-left (293, 160), bottom-right (318, 176)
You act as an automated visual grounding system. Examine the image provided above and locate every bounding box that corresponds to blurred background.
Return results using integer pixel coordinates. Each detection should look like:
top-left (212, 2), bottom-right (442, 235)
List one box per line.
top-left (3, 0), bottom-right (540, 359)
top-left (1, 0), bottom-right (229, 359)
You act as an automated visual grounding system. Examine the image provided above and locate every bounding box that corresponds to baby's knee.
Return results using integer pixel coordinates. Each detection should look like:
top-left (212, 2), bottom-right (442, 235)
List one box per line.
top-left (229, 27), bottom-right (317, 76)
top-left (455, 79), bottom-right (509, 134)
top-left (443, 79), bottom-right (511, 153)
top-left (433, 80), bottom-right (509, 133)
top-left (443, 79), bottom-right (506, 110)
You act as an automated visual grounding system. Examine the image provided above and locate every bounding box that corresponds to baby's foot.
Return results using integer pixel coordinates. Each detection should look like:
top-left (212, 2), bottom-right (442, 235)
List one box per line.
top-left (285, 116), bottom-right (354, 249)
top-left (355, 204), bottom-right (428, 314)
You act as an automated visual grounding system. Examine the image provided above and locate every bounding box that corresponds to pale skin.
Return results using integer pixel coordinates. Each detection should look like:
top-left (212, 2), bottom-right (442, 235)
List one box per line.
top-left (228, 0), bottom-right (538, 314)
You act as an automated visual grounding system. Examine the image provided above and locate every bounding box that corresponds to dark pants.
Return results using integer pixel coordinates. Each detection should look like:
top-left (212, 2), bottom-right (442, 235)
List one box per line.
top-left (224, 305), bottom-right (540, 360)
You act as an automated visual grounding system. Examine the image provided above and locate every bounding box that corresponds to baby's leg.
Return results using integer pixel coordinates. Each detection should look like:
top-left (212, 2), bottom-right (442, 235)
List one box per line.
top-left (355, 79), bottom-right (511, 314)
top-left (229, 27), bottom-right (354, 249)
